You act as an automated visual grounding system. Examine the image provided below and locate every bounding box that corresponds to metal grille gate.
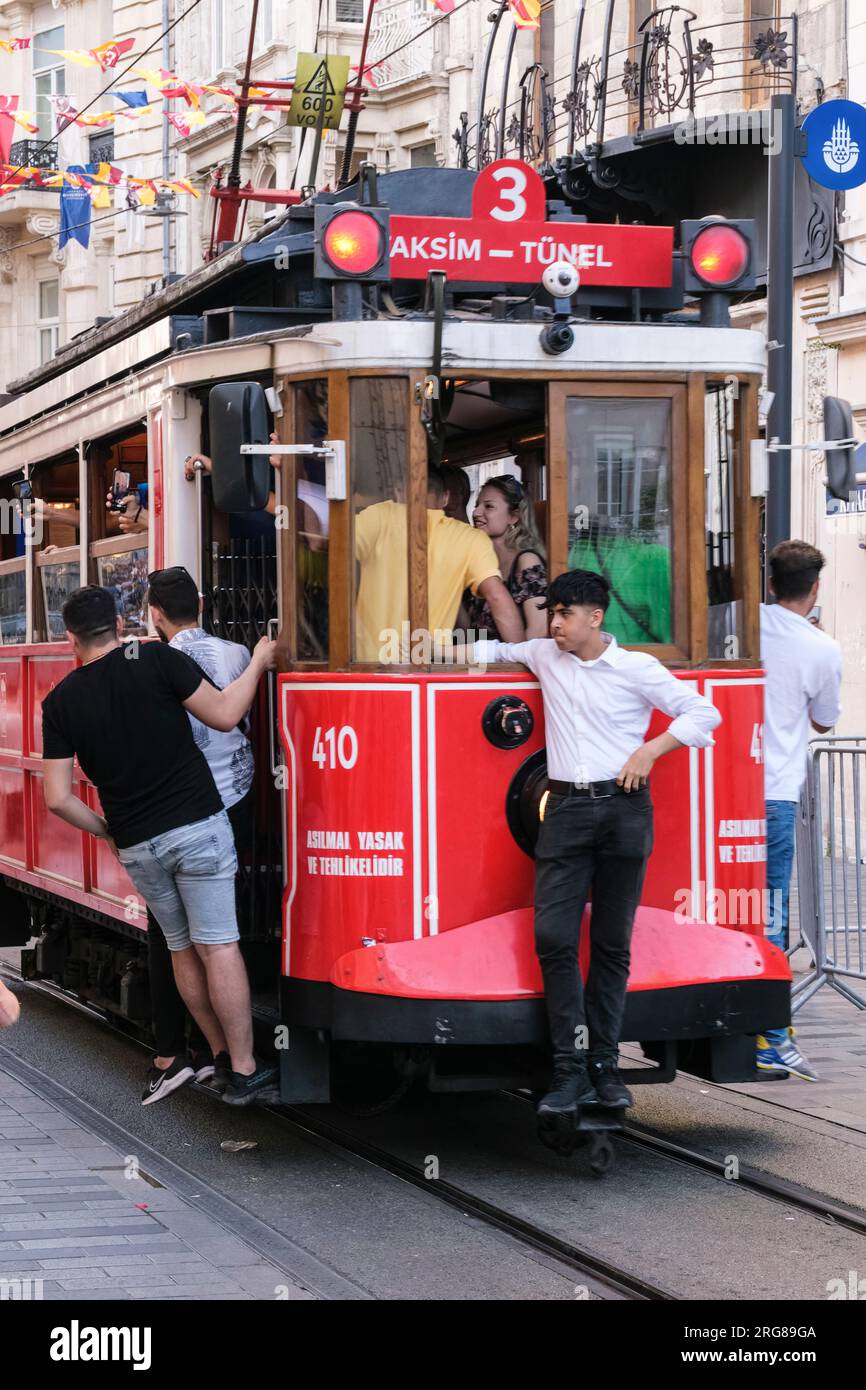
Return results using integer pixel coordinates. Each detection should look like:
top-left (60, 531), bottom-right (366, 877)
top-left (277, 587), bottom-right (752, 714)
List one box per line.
top-left (204, 540), bottom-right (282, 946)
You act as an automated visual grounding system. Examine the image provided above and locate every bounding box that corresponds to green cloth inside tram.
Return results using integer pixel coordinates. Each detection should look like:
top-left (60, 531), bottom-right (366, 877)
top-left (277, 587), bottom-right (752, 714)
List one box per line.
top-left (568, 534), bottom-right (672, 646)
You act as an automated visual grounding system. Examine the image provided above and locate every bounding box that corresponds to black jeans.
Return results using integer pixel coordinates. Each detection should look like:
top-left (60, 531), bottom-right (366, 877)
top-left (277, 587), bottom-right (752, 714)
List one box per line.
top-left (147, 790), bottom-right (254, 1059)
top-left (534, 785), bottom-right (653, 1070)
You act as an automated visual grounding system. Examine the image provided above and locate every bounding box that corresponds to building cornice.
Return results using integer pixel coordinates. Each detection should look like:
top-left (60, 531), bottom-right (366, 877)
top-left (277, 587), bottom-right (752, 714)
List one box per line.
top-left (811, 307), bottom-right (866, 345)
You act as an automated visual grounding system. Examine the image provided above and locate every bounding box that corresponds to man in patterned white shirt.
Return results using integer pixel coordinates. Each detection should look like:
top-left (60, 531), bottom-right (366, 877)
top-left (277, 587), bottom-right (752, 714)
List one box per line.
top-left (141, 566), bottom-right (255, 1105)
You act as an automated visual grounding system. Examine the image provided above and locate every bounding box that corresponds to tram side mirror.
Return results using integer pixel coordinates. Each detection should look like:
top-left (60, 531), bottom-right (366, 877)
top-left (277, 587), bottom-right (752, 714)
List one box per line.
top-left (208, 381), bottom-right (272, 512)
top-left (823, 396), bottom-right (857, 501)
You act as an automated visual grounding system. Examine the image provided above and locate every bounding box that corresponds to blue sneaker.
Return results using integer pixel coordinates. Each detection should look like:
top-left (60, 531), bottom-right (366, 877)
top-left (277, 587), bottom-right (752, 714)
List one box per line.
top-left (756, 1033), bottom-right (818, 1082)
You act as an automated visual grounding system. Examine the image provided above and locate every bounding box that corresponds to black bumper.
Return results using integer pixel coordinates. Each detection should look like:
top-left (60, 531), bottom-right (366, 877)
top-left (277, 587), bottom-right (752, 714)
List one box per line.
top-left (282, 977), bottom-right (791, 1046)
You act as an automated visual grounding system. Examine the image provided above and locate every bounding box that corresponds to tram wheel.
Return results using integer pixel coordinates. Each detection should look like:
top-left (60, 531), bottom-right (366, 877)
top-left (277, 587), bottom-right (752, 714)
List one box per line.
top-left (587, 1134), bottom-right (614, 1177)
top-left (330, 1043), bottom-right (415, 1118)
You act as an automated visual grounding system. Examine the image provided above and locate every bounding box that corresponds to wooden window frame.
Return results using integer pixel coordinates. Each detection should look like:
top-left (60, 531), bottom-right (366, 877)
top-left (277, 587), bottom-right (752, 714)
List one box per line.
top-left (549, 378), bottom-right (692, 665)
top-left (273, 367), bottom-right (761, 673)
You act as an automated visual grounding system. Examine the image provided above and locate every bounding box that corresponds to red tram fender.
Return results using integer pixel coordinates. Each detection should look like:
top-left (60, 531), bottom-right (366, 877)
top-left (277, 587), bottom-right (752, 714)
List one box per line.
top-left (332, 905), bottom-right (790, 1002)
top-left (278, 668), bottom-right (787, 1039)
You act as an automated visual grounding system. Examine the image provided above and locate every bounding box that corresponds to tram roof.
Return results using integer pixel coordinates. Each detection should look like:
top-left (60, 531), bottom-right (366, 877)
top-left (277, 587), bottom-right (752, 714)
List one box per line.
top-left (2, 166), bottom-right (766, 424)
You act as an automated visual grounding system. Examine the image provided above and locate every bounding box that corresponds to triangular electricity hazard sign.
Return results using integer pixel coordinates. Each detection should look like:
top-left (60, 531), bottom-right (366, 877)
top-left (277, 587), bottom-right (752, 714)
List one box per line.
top-left (302, 59), bottom-right (336, 96)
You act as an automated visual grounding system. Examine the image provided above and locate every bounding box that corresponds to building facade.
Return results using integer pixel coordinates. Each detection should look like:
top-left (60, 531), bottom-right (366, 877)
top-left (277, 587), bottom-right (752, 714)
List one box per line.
top-left (0, 0), bottom-right (864, 721)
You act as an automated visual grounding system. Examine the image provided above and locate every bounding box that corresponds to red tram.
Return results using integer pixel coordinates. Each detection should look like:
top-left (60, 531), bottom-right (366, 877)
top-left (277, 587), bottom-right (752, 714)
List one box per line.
top-left (0, 160), bottom-right (789, 1103)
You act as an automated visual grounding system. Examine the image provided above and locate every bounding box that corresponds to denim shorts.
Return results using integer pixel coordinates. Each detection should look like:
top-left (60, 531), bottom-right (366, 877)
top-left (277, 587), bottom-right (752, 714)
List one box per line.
top-left (118, 811), bottom-right (239, 952)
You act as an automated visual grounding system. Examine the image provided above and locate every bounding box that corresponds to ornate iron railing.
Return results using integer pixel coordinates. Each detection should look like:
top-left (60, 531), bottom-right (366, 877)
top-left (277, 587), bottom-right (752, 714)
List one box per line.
top-left (367, 0), bottom-right (439, 89)
top-left (88, 131), bottom-right (115, 167)
top-left (8, 139), bottom-right (59, 171)
top-left (455, 3), bottom-right (798, 170)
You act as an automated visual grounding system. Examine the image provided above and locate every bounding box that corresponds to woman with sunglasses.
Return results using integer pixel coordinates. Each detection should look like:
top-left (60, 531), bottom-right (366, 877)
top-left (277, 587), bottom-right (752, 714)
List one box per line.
top-left (464, 475), bottom-right (548, 639)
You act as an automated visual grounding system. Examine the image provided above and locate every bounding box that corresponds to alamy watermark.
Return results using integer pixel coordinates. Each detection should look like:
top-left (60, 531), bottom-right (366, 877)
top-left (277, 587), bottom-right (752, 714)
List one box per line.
top-left (674, 109), bottom-right (783, 157)
top-left (0, 497), bottom-right (43, 546)
top-left (377, 624), bottom-right (490, 668)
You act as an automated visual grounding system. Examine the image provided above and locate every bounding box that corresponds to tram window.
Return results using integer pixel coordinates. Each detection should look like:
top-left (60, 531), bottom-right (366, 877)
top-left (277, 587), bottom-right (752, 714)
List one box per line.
top-left (565, 398), bottom-right (672, 647)
top-left (294, 380), bottom-right (329, 662)
top-left (0, 473), bottom-right (26, 640)
top-left (30, 452), bottom-right (81, 642)
top-left (88, 434), bottom-right (148, 544)
top-left (705, 383), bottom-right (742, 660)
top-left (87, 431), bottom-right (149, 637)
top-left (0, 560), bottom-right (25, 645)
top-left (352, 377), bottom-right (410, 663)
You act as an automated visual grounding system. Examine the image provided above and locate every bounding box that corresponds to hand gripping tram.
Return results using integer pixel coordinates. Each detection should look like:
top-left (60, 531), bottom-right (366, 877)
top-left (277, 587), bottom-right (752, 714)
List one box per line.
top-left (0, 161), bottom-right (789, 1172)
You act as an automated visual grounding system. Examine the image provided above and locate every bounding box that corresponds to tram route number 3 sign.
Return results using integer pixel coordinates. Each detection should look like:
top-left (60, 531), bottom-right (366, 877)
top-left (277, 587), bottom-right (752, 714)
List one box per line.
top-left (389, 159), bottom-right (675, 287)
top-left (288, 52), bottom-right (350, 131)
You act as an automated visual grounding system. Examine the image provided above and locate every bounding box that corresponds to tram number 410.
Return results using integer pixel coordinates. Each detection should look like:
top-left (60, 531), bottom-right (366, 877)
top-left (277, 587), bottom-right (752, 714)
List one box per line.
top-left (312, 725), bottom-right (359, 771)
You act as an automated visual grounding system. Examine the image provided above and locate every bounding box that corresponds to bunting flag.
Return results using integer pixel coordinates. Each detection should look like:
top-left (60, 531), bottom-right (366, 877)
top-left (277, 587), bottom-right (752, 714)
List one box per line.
top-left (167, 110), bottom-right (206, 137)
top-left (430, 1), bottom-right (456, 11)
top-left (90, 38), bottom-right (135, 70)
top-left (13, 109), bottom-right (38, 133)
top-left (0, 95), bottom-right (18, 164)
top-left (113, 89), bottom-right (150, 108)
top-left (0, 37), bottom-right (31, 54)
top-left (46, 49), bottom-right (101, 68)
top-left (133, 67), bottom-right (203, 107)
top-left (90, 182), bottom-right (111, 208)
top-left (46, 37), bottom-right (135, 71)
top-left (350, 60), bottom-right (385, 90)
top-left (163, 178), bottom-right (199, 197)
top-left (508, 0), bottom-right (541, 27)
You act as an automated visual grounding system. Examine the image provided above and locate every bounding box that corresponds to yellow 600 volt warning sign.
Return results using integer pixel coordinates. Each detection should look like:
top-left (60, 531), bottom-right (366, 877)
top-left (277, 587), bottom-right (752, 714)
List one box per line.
top-left (288, 53), bottom-right (351, 130)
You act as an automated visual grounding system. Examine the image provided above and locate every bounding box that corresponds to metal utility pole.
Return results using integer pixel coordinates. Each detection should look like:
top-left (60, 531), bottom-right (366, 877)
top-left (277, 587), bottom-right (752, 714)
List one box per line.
top-left (764, 91), bottom-right (796, 588)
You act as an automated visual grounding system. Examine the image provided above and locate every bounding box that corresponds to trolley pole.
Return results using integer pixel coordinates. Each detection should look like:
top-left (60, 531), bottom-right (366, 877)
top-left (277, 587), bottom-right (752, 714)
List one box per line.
top-left (764, 91), bottom-right (796, 590)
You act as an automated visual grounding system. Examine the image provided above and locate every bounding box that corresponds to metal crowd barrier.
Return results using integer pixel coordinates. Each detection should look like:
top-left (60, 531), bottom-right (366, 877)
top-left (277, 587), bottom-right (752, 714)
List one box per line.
top-left (792, 736), bottom-right (866, 1014)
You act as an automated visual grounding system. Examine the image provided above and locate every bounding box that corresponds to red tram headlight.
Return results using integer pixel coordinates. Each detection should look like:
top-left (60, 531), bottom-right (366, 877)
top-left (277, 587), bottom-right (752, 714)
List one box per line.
top-left (680, 218), bottom-right (756, 295)
top-left (314, 203), bottom-right (391, 281)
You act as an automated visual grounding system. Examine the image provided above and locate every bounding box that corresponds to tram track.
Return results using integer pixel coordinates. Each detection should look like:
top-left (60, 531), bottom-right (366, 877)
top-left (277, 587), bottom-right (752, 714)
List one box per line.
top-left (0, 965), bottom-right (672, 1300)
top-left (6, 963), bottom-right (866, 1300)
top-left (503, 1088), bottom-right (866, 1237)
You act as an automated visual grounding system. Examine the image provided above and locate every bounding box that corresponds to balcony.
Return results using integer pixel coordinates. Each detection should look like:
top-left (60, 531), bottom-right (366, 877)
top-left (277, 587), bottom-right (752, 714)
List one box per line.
top-left (366, 0), bottom-right (439, 91)
top-left (9, 139), bottom-right (59, 175)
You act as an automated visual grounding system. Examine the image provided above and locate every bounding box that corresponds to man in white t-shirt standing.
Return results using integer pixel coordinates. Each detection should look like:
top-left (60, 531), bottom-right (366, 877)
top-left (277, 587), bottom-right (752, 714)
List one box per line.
top-left (759, 541), bottom-right (842, 1082)
top-left (140, 566), bottom-right (256, 1105)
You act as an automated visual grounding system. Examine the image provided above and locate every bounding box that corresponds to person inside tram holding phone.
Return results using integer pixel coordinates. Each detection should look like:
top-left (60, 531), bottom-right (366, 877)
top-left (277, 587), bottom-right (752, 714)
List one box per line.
top-left (471, 569), bottom-right (721, 1117)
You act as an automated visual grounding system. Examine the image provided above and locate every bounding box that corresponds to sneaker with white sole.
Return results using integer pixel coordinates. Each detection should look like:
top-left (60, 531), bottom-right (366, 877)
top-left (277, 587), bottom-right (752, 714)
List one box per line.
top-left (141, 1056), bottom-right (195, 1106)
top-left (756, 1034), bottom-right (818, 1082)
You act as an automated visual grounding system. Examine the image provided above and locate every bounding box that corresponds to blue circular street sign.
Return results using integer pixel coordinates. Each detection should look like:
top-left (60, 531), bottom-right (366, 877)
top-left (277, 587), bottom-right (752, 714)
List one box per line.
top-left (801, 99), bottom-right (866, 190)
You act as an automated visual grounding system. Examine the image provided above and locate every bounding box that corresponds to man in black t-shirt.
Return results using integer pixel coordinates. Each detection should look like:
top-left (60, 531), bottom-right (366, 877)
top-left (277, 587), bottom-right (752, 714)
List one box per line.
top-left (42, 586), bottom-right (278, 1107)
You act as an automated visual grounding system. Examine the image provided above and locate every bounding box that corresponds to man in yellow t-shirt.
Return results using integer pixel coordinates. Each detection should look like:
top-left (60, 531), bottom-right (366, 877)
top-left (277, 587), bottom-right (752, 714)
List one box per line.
top-left (354, 467), bottom-right (524, 662)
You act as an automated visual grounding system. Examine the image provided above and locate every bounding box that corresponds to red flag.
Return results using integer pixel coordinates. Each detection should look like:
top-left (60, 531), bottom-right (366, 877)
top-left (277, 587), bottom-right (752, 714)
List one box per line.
top-left (90, 38), bottom-right (135, 70)
top-left (431, 1), bottom-right (456, 11)
top-left (0, 96), bottom-right (19, 165)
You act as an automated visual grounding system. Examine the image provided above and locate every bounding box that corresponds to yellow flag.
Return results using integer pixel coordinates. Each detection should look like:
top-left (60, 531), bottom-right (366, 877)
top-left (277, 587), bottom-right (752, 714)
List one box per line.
top-left (45, 48), bottom-right (101, 68)
top-left (90, 183), bottom-right (111, 208)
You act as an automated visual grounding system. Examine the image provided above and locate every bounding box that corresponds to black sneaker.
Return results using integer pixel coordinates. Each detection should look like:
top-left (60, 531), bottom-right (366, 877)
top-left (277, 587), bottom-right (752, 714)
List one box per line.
top-left (207, 1051), bottom-right (233, 1094)
top-left (222, 1059), bottom-right (279, 1107)
top-left (537, 1068), bottom-right (598, 1115)
top-left (191, 1050), bottom-right (215, 1084)
top-left (590, 1062), bottom-right (633, 1109)
top-left (141, 1057), bottom-right (195, 1107)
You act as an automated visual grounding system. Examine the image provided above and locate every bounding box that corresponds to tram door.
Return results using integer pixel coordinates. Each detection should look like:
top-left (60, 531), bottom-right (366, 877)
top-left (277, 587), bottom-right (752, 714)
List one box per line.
top-left (197, 392), bottom-right (282, 1008)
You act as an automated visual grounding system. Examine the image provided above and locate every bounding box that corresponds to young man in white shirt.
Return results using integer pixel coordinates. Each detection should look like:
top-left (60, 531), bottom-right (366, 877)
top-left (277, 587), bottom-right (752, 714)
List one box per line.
top-left (474, 569), bottom-right (721, 1115)
top-left (142, 567), bottom-right (257, 1105)
top-left (758, 541), bottom-right (842, 1081)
